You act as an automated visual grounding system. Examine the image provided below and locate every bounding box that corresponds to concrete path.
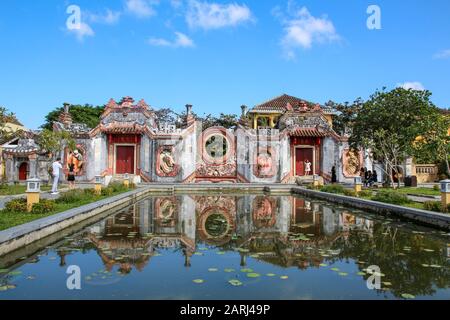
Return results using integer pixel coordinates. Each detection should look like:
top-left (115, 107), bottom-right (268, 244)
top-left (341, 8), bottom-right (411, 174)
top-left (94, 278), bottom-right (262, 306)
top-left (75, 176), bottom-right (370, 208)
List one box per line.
top-left (407, 194), bottom-right (440, 203)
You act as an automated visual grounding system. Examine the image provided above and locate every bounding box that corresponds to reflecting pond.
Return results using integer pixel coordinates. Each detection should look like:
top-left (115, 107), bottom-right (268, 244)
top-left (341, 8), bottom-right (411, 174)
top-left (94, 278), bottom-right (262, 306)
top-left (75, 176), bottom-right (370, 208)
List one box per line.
top-left (1, 194), bottom-right (450, 300)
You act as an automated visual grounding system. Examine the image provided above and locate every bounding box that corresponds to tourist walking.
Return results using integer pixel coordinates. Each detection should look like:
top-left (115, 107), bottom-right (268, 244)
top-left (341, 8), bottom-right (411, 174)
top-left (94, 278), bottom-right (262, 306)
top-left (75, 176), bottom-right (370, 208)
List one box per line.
top-left (305, 159), bottom-right (312, 176)
top-left (51, 158), bottom-right (62, 195)
top-left (67, 162), bottom-right (76, 190)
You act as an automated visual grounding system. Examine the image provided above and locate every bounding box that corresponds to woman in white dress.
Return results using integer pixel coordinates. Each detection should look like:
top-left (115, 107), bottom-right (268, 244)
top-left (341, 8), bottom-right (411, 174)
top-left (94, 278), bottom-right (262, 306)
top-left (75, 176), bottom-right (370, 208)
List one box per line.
top-left (304, 159), bottom-right (312, 176)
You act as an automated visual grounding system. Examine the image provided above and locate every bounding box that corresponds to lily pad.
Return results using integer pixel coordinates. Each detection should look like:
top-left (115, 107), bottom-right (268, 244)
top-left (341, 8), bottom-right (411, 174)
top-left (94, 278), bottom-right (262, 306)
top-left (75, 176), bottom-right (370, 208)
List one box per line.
top-left (266, 273), bottom-right (276, 277)
top-left (8, 271), bottom-right (22, 276)
top-left (330, 268), bottom-right (340, 272)
top-left (247, 273), bottom-right (261, 278)
top-left (228, 279), bottom-right (243, 286)
top-left (240, 268), bottom-right (253, 273)
top-left (0, 269), bottom-right (9, 273)
top-left (383, 282), bottom-right (392, 286)
top-left (319, 264), bottom-right (328, 267)
top-left (26, 276), bottom-right (36, 280)
top-left (224, 268), bottom-right (235, 273)
top-left (357, 272), bottom-right (366, 276)
top-left (280, 276), bottom-right (289, 280)
top-left (423, 249), bottom-right (435, 252)
top-left (401, 293), bottom-right (415, 299)
top-left (338, 272), bottom-right (348, 276)
top-left (216, 251), bottom-right (226, 255)
top-left (193, 279), bottom-right (204, 284)
top-left (208, 268), bottom-right (219, 272)
top-left (194, 252), bottom-right (204, 256)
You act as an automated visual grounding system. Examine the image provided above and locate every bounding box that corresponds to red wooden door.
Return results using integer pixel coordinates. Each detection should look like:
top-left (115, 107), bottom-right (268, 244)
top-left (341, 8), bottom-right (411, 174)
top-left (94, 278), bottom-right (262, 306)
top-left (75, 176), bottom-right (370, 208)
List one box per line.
top-left (19, 162), bottom-right (28, 180)
top-left (116, 146), bottom-right (135, 174)
top-left (295, 148), bottom-right (313, 176)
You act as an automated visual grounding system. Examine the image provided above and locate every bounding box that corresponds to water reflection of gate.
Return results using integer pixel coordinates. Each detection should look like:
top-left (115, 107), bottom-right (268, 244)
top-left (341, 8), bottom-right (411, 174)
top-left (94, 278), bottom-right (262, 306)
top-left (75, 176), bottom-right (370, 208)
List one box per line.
top-left (196, 196), bottom-right (236, 245)
top-left (84, 195), bottom-right (375, 272)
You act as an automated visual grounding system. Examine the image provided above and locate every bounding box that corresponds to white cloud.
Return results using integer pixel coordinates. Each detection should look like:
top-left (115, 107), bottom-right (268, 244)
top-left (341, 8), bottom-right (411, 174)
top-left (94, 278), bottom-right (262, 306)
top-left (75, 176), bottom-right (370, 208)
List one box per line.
top-left (433, 49), bottom-right (450, 59)
top-left (397, 82), bottom-right (425, 91)
top-left (276, 4), bottom-right (339, 59)
top-left (148, 32), bottom-right (195, 48)
top-left (67, 22), bottom-right (95, 42)
top-left (125, 0), bottom-right (158, 18)
top-left (170, 0), bottom-right (183, 9)
top-left (87, 9), bottom-right (122, 24)
top-left (186, 0), bottom-right (253, 30)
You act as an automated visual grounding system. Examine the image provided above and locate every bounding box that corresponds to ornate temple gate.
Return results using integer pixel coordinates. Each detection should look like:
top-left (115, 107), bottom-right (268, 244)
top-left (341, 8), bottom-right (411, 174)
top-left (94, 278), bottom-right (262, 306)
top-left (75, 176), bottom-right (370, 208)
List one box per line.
top-left (290, 136), bottom-right (322, 177)
top-left (107, 134), bottom-right (141, 175)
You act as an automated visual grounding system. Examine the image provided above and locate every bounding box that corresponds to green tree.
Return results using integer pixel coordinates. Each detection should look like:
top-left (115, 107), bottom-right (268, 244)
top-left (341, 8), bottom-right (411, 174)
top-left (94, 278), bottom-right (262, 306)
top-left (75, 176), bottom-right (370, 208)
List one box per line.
top-left (36, 129), bottom-right (76, 158)
top-left (326, 98), bottom-right (364, 136)
top-left (41, 104), bottom-right (104, 130)
top-left (412, 112), bottom-right (450, 176)
top-left (349, 88), bottom-right (440, 187)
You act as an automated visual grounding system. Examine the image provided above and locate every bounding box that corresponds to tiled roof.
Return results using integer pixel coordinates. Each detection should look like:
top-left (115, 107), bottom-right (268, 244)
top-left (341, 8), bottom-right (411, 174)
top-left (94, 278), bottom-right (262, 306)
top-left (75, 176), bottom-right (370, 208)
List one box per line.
top-left (100, 123), bottom-right (146, 134)
top-left (251, 94), bottom-right (319, 112)
top-left (289, 128), bottom-right (329, 137)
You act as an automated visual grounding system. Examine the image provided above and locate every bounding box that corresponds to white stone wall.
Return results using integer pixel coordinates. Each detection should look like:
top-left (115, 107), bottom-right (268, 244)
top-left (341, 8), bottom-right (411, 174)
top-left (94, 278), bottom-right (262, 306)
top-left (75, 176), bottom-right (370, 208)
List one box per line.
top-left (322, 137), bottom-right (337, 179)
top-left (92, 134), bottom-right (108, 179)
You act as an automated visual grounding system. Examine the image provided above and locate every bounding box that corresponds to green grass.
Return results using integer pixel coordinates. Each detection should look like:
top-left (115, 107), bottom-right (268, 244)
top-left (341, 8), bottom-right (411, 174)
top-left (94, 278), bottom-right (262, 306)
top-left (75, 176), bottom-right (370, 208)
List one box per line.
top-left (404, 202), bottom-right (426, 210)
top-left (0, 184), bottom-right (53, 196)
top-left (391, 187), bottom-right (440, 197)
top-left (0, 186), bottom-right (133, 231)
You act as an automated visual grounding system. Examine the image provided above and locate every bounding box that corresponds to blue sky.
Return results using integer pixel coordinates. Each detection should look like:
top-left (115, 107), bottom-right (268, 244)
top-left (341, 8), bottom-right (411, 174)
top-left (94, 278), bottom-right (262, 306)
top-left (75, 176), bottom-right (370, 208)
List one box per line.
top-left (0, 0), bottom-right (449, 129)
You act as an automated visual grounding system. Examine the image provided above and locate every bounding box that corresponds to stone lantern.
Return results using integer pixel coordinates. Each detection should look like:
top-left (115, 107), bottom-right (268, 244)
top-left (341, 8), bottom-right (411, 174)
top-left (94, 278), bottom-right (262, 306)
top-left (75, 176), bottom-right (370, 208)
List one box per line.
top-left (124, 173), bottom-right (130, 188)
top-left (26, 178), bottom-right (41, 212)
top-left (94, 175), bottom-right (104, 195)
top-left (313, 174), bottom-right (320, 188)
top-left (440, 180), bottom-right (450, 210)
top-left (354, 176), bottom-right (362, 193)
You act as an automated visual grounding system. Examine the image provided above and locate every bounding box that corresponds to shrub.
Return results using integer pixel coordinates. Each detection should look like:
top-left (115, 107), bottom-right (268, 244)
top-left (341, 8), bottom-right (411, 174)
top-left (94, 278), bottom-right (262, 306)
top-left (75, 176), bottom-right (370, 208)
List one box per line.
top-left (320, 184), bottom-right (345, 194)
top-left (372, 191), bottom-right (411, 205)
top-left (83, 188), bottom-right (97, 196)
top-left (56, 189), bottom-right (88, 204)
top-left (358, 190), bottom-right (373, 198)
top-left (343, 189), bottom-right (357, 197)
top-left (101, 187), bottom-right (114, 196)
top-left (423, 201), bottom-right (442, 213)
top-left (31, 199), bottom-right (56, 214)
top-left (433, 185), bottom-right (440, 192)
top-left (5, 198), bottom-right (27, 212)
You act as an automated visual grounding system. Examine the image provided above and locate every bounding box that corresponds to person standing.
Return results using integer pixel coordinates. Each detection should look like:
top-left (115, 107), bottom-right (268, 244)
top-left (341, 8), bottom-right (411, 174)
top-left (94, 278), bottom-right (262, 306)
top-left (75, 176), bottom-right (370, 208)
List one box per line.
top-left (67, 162), bottom-right (75, 190)
top-left (331, 166), bottom-right (337, 183)
top-left (305, 159), bottom-right (312, 176)
top-left (51, 158), bottom-right (62, 195)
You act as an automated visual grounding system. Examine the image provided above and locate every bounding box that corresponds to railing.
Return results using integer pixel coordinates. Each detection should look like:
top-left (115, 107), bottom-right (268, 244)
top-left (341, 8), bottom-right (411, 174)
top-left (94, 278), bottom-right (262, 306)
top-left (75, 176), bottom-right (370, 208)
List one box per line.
top-left (414, 164), bottom-right (438, 183)
top-left (415, 164), bottom-right (438, 174)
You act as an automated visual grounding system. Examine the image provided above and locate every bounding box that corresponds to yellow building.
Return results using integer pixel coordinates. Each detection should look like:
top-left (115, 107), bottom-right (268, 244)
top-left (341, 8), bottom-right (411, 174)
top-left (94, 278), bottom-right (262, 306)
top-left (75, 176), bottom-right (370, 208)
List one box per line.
top-left (0, 122), bottom-right (26, 180)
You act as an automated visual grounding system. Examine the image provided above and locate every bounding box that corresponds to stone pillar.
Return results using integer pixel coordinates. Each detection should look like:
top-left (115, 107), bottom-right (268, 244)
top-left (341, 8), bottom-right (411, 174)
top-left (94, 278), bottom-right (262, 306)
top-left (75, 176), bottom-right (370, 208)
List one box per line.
top-left (240, 105), bottom-right (248, 118)
top-left (28, 154), bottom-right (38, 179)
top-left (185, 104), bottom-right (195, 126)
top-left (6, 154), bottom-right (14, 183)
